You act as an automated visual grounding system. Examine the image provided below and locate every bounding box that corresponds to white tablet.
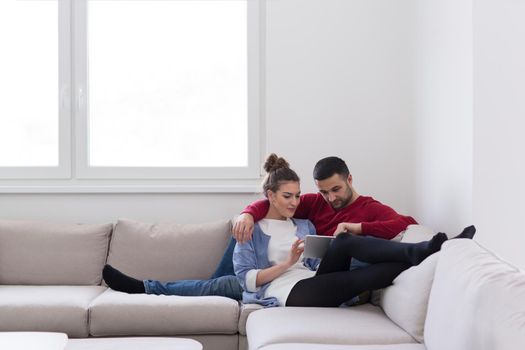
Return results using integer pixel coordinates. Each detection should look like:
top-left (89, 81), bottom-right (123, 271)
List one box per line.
top-left (303, 235), bottom-right (334, 258)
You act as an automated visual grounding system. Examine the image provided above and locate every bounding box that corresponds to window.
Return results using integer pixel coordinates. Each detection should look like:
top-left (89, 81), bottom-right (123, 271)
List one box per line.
top-left (0, 0), bottom-right (262, 189)
top-left (0, 0), bottom-right (70, 179)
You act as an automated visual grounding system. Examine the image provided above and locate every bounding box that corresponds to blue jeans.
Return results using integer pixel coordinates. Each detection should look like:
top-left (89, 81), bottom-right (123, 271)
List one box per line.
top-left (144, 275), bottom-right (243, 300)
top-left (143, 237), bottom-right (242, 300)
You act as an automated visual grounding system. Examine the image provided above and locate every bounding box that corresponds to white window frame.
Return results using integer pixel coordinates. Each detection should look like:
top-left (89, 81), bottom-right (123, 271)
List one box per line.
top-left (0, 0), bottom-right (264, 191)
top-left (0, 0), bottom-right (71, 180)
top-left (75, 0), bottom-right (261, 180)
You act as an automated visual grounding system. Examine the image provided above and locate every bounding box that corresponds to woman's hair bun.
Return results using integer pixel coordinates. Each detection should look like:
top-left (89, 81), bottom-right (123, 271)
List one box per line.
top-left (263, 153), bottom-right (290, 173)
top-left (261, 153), bottom-right (299, 196)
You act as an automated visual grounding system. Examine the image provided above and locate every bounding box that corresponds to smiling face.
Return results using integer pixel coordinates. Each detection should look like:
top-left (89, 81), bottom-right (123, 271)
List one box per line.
top-left (315, 173), bottom-right (353, 210)
top-left (267, 181), bottom-right (301, 220)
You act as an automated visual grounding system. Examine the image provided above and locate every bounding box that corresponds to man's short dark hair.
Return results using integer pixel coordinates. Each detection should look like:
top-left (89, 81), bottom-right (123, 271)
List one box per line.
top-left (313, 156), bottom-right (350, 180)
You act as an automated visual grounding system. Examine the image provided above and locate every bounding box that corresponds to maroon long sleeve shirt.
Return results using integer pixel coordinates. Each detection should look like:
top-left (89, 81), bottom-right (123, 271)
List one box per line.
top-left (242, 194), bottom-right (417, 240)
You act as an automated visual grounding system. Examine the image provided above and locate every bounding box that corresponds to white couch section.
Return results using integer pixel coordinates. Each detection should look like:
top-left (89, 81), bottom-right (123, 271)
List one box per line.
top-left (424, 239), bottom-right (525, 350)
top-left (246, 239), bottom-right (525, 350)
top-left (258, 345), bottom-right (426, 350)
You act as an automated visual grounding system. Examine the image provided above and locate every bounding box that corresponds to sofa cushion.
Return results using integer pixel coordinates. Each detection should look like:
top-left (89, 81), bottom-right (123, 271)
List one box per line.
top-left (260, 344), bottom-right (426, 350)
top-left (246, 304), bottom-right (416, 350)
top-left (106, 219), bottom-right (231, 282)
top-left (0, 219), bottom-right (112, 285)
top-left (89, 288), bottom-right (239, 336)
top-left (370, 224), bottom-right (435, 307)
top-left (380, 253), bottom-right (439, 343)
top-left (0, 285), bottom-right (106, 337)
top-left (424, 239), bottom-right (525, 350)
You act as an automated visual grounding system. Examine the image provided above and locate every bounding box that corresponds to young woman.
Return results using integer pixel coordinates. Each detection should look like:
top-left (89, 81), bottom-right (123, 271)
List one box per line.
top-left (233, 154), bottom-right (476, 307)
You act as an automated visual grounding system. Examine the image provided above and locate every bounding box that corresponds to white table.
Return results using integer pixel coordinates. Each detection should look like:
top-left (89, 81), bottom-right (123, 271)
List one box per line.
top-left (0, 332), bottom-right (68, 350)
top-left (66, 337), bottom-right (203, 349)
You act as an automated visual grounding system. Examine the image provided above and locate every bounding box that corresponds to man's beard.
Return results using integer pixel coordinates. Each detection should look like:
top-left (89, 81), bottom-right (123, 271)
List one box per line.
top-left (331, 187), bottom-right (353, 209)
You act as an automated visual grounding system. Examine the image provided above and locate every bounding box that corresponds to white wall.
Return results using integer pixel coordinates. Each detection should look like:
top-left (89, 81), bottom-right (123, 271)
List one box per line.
top-left (0, 0), bottom-right (416, 224)
top-left (265, 0), bottom-right (416, 211)
top-left (412, 0), bottom-right (525, 268)
top-left (412, 0), bottom-right (473, 233)
top-left (0, 193), bottom-right (260, 224)
top-left (473, 0), bottom-right (525, 268)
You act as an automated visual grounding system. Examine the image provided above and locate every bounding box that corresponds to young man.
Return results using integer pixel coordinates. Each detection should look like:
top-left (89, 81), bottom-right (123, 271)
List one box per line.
top-left (233, 156), bottom-right (417, 243)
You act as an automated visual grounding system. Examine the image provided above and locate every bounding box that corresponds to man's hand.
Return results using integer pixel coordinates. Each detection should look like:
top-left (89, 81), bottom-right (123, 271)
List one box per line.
top-left (333, 222), bottom-right (362, 236)
top-left (232, 213), bottom-right (255, 244)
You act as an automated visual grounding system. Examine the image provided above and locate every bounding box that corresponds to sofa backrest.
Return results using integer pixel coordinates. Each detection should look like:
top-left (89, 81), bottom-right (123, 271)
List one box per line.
top-left (0, 219), bottom-right (113, 285)
top-left (424, 239), bottom-right (525, 350)
top-left (105, 218), bottom-right (232, 282)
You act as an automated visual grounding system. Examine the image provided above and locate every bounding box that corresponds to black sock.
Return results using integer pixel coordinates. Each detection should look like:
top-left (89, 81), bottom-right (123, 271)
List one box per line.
top-left (409, 232), bottom-right (448, 265)
top-left (451, 225), bottom-right (476, 240)
top-left (409, 225), bottom-right (476, 265)
top-left (103, 264), bottom-right (145, 294)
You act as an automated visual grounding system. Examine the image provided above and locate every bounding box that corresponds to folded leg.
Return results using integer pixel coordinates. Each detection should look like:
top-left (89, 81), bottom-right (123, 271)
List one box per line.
top-left (287, 262), bottom-right (410, 307)
top-left (316, 232), bottom-right (448, 275)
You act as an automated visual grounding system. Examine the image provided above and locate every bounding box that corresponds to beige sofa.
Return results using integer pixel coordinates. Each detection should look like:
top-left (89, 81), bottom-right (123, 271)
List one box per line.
top-left (1, 219), bottom-right (524, 350)
top-left (0, 218), bottom-right (242, 350)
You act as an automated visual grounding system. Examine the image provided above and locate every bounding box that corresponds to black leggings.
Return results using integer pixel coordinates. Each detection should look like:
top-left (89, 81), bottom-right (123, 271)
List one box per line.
top-left (286, 233), bottom-right (429, 307)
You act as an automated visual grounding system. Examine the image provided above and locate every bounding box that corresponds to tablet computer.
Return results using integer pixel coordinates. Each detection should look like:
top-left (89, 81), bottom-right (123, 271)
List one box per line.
top-left (303, 235), bottom-right (334, 258)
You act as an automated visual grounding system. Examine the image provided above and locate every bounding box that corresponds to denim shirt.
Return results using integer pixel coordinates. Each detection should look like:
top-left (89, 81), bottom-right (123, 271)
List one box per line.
top-left (233, 218), bottom-right (318, 307)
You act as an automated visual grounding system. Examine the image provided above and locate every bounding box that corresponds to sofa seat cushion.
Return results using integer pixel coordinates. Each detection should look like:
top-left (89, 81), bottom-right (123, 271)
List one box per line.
top-left (246, 304), bottom-right (417, 350)
top-left (89, 289), bottom-right (240, 336)
top-left (260, 344), bottom-right (426, 350)
top-left (0, 285), bottom-right (107, 337)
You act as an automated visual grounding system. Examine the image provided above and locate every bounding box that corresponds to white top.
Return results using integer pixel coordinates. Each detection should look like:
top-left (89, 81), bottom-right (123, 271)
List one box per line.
top-left (245, 218), bottom-right (315, 306)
